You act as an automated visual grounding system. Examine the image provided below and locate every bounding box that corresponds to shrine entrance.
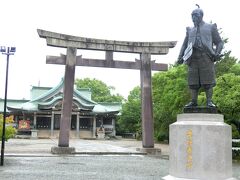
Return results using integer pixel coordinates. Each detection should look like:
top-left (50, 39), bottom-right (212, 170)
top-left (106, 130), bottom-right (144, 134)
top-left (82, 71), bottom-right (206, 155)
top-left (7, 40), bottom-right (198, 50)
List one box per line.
top-left (37, 29), bottom-right (176, 153)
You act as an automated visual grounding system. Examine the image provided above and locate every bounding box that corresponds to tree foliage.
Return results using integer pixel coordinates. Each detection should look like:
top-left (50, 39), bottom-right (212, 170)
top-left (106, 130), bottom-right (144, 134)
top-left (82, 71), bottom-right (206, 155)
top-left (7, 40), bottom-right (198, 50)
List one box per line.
top-left (213, 73), bottom-right (240, 138)
top-left (75, 78), bottom-right (124, 102)
top-left (214, 73), bottom-right (240, 120)
top-left (215, 51), bottom-right (237, 78)
top-left (152, 65), bottom-right (189, 141)
top-left (117, 87), bottom-right (141, 134)
top-left (229, 63), bottom-right (240, 76)
top-left (0, 114), bottom-right (16, 141)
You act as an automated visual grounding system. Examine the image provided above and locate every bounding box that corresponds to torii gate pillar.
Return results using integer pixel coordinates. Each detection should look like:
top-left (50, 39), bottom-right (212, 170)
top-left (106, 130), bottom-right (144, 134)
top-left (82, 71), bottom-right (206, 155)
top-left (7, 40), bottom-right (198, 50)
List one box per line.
top-left (140, 53), bottom-right (154, 148)
top-left (58, 47), bottom-right (76, 147)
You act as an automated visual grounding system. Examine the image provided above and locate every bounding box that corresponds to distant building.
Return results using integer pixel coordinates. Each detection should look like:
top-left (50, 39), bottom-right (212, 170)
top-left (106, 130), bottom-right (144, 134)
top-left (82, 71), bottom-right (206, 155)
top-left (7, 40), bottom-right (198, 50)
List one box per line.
top-left (0, 79), bottom-right (121, 139)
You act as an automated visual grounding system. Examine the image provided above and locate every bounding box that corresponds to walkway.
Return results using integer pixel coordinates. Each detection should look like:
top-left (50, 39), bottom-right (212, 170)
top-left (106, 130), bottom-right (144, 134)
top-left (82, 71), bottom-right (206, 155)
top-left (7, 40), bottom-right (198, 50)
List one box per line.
top-left (4, 138), bottom-right (169, 156)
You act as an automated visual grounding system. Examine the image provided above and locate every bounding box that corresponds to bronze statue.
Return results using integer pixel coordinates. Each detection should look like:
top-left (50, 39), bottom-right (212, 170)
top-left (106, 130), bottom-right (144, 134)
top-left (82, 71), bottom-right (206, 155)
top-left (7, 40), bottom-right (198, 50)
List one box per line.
top-left (177, 5), bottom-right (224, 107)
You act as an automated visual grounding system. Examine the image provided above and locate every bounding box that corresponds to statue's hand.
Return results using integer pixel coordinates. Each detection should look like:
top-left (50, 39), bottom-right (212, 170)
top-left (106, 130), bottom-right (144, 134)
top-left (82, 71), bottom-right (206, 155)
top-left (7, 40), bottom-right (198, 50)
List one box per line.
top-left (214, 53), bottom-right (223, 62)
top-left (177, 57), bottom-right (184, 64)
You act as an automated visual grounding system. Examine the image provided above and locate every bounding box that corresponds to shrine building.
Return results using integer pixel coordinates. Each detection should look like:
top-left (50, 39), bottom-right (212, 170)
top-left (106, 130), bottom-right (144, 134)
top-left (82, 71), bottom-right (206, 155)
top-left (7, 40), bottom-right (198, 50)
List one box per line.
top-left (0, 78), bottom-right (121, 139)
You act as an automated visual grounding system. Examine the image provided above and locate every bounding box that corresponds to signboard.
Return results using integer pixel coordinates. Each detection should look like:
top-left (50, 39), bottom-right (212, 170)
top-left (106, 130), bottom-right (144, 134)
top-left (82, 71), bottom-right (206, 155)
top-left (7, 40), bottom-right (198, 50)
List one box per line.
top-left (18, 120), bottom-right (31, 130)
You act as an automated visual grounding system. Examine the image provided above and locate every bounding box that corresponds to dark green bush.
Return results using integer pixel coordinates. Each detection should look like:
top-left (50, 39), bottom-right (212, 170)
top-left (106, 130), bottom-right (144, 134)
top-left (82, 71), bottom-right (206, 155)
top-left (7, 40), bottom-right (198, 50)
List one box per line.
top-left (232, 148), bottom-right (240, 160)
top-left (232, 140), bottom-right (240, 147)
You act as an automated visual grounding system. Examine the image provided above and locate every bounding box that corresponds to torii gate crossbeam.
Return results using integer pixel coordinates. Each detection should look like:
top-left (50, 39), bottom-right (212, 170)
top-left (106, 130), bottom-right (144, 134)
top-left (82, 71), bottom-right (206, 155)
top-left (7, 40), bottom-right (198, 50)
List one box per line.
top-left (37, 29), bottom-right (176, 152)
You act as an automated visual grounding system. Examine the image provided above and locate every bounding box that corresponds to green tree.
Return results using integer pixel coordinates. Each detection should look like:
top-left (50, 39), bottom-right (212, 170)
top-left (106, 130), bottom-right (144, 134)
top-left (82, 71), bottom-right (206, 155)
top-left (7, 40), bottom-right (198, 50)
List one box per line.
top-left (152, 65), bottom-right (189, 141)
top-left (215, 51), bottom-right (237, 78)
top-left (213, 73), bottom-right (240, 138)
top-left (0, 114), bottom-right (16, 141)
top-left (229, 63), bottom-right (240, 76)
top-left (117, 87), bottom-right (141, 134)
top-left (75, 78), bottom-right (124, 102)
top-left (213, 73), bottom-right (240, 121)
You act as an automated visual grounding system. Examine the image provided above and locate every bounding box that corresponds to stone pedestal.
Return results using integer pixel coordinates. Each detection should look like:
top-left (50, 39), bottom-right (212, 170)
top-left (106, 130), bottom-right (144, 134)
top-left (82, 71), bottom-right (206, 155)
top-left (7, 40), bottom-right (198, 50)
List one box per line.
top-left (51, 146), bottom-right (75, 154)
top-left (163, 113), bottom-right (235, 180)
top-left (30, 129), bottom-right (38, 139)
top-left (97, 131), bottom-right (105, 139)
top-left (136, 147), bottom-right (161, 155)
top-left (97, 127), bottom-right (105, 139)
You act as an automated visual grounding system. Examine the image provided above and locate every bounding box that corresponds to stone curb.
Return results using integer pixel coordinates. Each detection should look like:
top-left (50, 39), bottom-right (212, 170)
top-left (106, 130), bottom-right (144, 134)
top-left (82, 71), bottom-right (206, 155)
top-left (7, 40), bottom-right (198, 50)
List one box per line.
top-left (5, 153), bottom-right (171, 159)
top-left (73, 152), bottom-right (147, 155)
top-left (5, 152), bottom-right (146, 157)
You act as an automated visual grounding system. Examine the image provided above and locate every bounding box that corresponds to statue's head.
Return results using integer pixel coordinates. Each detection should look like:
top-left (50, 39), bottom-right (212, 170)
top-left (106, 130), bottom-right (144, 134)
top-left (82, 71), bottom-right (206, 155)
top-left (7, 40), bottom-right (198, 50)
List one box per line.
top-left (191, 5), bottom-right (204, 26)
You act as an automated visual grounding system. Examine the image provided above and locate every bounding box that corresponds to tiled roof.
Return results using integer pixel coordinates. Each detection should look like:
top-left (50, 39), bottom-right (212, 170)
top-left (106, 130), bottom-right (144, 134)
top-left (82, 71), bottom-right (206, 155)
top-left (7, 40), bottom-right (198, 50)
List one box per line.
top-left (3, 79), bottom-right (121, 115)
top-left (0, 99), bottom-right (29, 113)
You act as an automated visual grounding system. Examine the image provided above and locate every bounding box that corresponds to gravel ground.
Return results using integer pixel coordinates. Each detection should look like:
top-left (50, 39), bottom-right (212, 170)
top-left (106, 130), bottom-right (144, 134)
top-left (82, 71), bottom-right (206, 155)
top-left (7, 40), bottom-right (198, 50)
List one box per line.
top-left (1, 138), bottom-right (239, 179)
top-left (1, 155), bottom-right (169, 180)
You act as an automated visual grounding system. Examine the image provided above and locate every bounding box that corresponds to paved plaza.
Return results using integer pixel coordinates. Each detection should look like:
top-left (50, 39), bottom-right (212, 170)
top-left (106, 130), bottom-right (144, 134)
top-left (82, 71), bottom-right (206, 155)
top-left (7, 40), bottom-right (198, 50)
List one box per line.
top-left (0, 138), bottom-right (240, 180)
top-left (4, 138), bottom-right (169, 156)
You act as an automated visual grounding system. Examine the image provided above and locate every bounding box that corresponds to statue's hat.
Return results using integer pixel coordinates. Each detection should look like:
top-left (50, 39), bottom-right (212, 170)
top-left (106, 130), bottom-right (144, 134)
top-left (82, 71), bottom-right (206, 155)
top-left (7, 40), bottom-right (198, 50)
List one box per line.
top-left (191, 4), bottom-right (204, 17)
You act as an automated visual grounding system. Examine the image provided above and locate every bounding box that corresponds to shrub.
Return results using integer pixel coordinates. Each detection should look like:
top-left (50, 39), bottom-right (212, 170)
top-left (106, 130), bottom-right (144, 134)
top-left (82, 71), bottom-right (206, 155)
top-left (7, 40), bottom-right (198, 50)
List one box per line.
top-left (232, 148), bottom-right (240, 160)
top-left (232, 124), bottom-right (240, 139)
top-left (0, 114), bottom-right (16, 141)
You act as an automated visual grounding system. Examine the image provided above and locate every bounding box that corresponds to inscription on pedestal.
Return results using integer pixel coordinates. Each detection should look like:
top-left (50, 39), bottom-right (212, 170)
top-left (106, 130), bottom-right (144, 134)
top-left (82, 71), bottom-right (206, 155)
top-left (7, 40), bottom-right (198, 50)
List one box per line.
top-left (186, 129), bottom-right (193, 169)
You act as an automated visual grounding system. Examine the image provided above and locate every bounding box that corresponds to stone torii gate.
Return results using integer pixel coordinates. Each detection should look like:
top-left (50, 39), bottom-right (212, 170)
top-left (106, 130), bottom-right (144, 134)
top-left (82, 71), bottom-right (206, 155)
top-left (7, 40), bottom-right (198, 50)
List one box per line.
top-left (37, 29), bottom-right (176, 153)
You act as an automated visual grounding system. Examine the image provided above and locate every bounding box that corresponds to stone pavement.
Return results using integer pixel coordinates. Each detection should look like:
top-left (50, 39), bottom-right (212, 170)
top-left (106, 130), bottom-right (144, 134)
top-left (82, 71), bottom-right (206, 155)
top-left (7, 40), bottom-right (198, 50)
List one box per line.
top-left (4, 138), bottom-right (169, 156)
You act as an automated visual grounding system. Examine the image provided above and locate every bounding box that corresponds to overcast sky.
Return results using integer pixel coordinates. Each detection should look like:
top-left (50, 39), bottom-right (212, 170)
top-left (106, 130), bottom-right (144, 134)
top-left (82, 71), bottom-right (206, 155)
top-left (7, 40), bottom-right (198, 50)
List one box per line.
top-left (0, 0), bottom-right (239, 100)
